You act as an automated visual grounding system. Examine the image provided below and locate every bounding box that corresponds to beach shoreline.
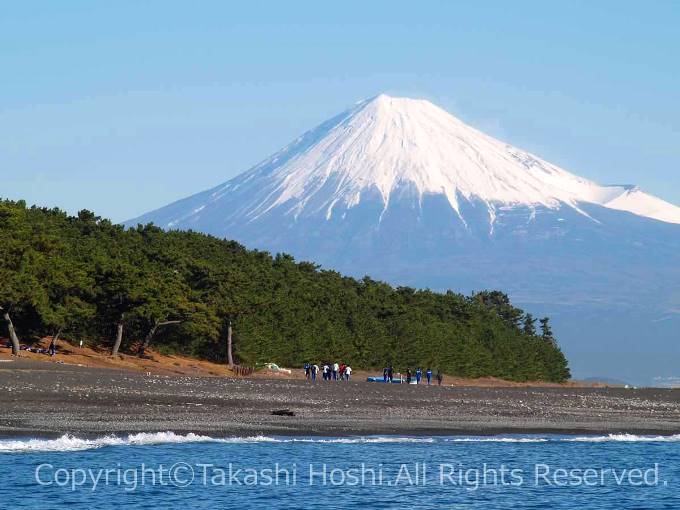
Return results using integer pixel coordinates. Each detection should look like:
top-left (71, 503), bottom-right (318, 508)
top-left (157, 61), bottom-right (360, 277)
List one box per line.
top-left (1, 358), bottom-right (679, 440)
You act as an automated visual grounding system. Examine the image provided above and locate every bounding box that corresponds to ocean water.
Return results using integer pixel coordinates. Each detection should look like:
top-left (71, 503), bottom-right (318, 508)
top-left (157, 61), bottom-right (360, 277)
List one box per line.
top-left (1, 433), bottom-right (678, 509)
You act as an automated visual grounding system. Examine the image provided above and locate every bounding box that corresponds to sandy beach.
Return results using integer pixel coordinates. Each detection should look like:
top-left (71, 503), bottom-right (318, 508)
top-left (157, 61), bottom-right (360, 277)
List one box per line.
top-left (1, 357), bottom-right (678, 438)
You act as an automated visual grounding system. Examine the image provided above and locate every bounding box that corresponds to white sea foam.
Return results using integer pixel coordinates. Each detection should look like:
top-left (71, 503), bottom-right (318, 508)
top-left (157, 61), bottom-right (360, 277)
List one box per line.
top-left (0, 433), bottom-right (438, 452)
top-left (2, 432), bottom-right (678, 453)
top-left (217, 436), bottom-right (436, 445)
top-left (0, 432), bottom-right (229, 453)
top-left (445, 437), bottom-right (549, 443)
top-left (289, 437), bottom-right (436, 444)
top-left (444, 434), bottom-right (680, 443)
top-left (562, 433), bottom-right (680, 443)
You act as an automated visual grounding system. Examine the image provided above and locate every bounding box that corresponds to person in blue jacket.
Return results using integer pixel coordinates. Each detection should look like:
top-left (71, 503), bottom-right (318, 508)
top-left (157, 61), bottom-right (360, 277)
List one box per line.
top-left (416, 368), bottom-right (422, 384)
top-left (426, 368), bottom-right (432, 385)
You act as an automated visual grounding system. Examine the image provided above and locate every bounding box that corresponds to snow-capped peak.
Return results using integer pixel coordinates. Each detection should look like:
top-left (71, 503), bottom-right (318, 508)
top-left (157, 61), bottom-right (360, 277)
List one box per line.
top-left (214, 94), bottom-right (680, 225)
top-left (134, 94), bottom-right (680, 229)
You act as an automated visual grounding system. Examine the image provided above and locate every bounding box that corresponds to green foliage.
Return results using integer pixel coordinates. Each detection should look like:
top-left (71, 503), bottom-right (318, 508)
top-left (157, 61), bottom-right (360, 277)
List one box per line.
top-left (540, 317), bottom-right (554, 343)
top-left (0, 199), bottom-right (571, 382)
top-left (523, 313), bottom-right (537, 336)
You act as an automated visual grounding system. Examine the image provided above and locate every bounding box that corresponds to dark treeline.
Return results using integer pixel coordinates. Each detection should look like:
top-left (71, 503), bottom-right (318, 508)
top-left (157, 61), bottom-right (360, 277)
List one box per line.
top-left (0, 199), bottom-right (570, 382)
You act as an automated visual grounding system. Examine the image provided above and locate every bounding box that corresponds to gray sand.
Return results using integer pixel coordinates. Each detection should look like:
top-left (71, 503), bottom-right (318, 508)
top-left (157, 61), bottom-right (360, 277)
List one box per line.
top-left (1, 359), bottom-right (678, 438)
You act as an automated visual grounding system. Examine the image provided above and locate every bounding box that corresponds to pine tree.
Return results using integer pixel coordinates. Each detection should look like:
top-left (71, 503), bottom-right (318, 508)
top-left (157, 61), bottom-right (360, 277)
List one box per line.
top-left (539, 317), bottom-right (556, 346)
top-left (523, 313), bottom-right (537, 336)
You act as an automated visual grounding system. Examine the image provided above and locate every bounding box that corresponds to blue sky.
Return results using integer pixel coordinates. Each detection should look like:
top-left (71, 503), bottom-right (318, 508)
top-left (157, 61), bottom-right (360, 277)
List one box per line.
top-left (2, 0), bottom-right (679, 222)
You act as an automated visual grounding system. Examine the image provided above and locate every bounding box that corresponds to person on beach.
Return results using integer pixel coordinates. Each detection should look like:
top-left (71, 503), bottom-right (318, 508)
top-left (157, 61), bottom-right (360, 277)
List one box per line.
top-left (416, 368), bottom-right (422, 384)
top-left (339, 362), bottom-right (346, 380)
top-left (344, 365), bottom-right (352, 381)
top-left (406, 368), bottom-right (412, 384)
top-left (436, 370), bottom-right (443, 386)
top-left (304, 363), bottom-right (310, 380)
top-left (311, 364), bottom-right (318, 382)
top-left (333, 362), bottom-right (339, 381)
top-left (387, 365), bottom-right (393, 383)
top-left (426, 368), bottom-right (432, 385)
top-left (322, 363), bottom-right (329, 381)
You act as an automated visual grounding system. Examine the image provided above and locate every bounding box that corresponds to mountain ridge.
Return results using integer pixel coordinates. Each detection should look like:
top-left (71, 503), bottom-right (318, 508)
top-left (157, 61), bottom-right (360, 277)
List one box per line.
top-left (130, 94), bottom-right (680, 229)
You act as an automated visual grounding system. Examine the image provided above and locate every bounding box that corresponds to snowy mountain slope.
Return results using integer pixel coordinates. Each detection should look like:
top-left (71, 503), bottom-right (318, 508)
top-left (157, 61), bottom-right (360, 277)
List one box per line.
top-left (598, 185), bottom-right (680, 224)
top-left (131, 94), bottom-right (680, 231)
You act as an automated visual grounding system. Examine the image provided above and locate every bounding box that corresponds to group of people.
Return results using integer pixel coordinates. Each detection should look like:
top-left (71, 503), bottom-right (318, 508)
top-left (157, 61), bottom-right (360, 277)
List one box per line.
top-left (303, 362), bottom-right (444, 386)
top-left (383, 365), bottom-right (443, 385)
top-left (304, 362), bottom-right (352, 382)
top-left (10, 341), bottom-right (59, 356)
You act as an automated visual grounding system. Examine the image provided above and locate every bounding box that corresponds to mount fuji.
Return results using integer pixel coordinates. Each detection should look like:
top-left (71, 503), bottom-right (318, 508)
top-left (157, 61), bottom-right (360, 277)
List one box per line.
top-left (129, 95), bottom-right (680, 384)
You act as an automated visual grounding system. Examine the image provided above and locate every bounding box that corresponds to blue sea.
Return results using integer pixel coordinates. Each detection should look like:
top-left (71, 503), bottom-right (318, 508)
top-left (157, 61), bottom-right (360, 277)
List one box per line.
top-left (1, 433), bottom-right (678, 509)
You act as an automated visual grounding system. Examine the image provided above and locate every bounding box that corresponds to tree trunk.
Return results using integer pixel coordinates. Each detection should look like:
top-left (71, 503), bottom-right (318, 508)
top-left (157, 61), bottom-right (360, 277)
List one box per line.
top-left (111, 317), bottom-right (124, 357)
top-left (138, 320), bottom-right (159, 357)
top-left (138, 320), bottom-right (180, 357)
top-left (2, 310), bottom-right (20, 356)
top-left (226, 319), bottom-right (234, 368)
top-left (50, 327), bottom-right (63, 353)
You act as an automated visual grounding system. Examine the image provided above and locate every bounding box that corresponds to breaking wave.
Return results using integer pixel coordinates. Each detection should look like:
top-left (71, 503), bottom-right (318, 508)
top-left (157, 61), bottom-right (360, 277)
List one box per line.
top-left (445, 437), bottom-right (549, 443)
top-left (562, 433), bottom-right (680, 443)
top-left (0, 432), bottom-right (229, 453)
top-left (2, 432), bottom-right (678, 453)
top-left (0, 433), bottom-right (435, 453)
top-left (288, 437), bottom-right (436, 444)
top-left (444, 434), bottom-right (680, 443)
